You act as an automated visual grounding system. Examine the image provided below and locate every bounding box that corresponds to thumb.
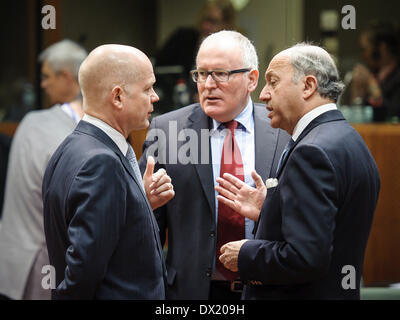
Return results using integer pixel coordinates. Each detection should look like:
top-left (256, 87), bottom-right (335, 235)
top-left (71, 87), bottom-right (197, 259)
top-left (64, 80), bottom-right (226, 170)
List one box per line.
top-left (143, 156), bottom-right (155, 179)
top-left (251, 170), bottom-right (265, 190)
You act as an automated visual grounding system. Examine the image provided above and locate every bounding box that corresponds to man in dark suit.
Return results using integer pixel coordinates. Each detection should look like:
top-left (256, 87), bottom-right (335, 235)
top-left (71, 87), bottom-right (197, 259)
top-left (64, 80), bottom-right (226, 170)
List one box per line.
top-left (42, 44), bottom-right (174, 299)
top-left (139, 30), bottom-right (289, 299)
top-left (216, 43), bottom-right (381, 299)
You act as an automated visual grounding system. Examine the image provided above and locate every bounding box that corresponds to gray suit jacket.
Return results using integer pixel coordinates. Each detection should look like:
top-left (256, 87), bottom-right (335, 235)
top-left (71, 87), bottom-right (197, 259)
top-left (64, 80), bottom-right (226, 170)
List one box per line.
top-left (139, 102), bottom-right (289, 299)
top-left (0, 106), bottom-right (77, 299)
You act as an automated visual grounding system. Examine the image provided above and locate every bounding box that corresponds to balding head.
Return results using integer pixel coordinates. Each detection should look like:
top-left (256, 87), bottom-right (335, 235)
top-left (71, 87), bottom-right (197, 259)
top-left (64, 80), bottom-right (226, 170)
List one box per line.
top-left (79, 44), bottom-right (151, 108)
top-left (78, 44), bottom-right (158, 137)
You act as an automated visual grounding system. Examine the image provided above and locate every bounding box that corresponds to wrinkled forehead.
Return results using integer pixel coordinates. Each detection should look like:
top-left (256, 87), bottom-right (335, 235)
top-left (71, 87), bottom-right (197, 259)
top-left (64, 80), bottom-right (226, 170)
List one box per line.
top-left (196, 40), bottom-right (243, 68)
top-left (266, 54), bottom-right (292, 76)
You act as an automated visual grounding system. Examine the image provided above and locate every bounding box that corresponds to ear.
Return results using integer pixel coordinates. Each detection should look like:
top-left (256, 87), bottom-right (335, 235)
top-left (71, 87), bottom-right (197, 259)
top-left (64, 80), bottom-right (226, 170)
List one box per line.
top-left (247, 69), bottom-right (259, 93)
top-left (110, 86), bottom-right (124, 110)
top-left (302, 75), bottom-right (318, 100)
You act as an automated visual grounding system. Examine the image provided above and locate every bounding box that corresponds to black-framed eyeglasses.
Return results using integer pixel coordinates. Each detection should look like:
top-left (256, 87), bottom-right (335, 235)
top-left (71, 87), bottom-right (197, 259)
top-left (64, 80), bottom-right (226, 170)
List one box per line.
top-left (190, 68), bottom-right (251, 83)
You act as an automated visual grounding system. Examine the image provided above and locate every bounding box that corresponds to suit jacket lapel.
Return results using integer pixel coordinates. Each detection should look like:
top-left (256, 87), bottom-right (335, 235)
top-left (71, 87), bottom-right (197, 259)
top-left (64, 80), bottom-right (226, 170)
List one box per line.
top-left (187, 106), bottom-right (216, 217)
top-left (76, 121), bottom-right (148, 201)
top-left (276, 109), bottom-right (345, 178)
top-left (254, 104), bottom-right (279, 182)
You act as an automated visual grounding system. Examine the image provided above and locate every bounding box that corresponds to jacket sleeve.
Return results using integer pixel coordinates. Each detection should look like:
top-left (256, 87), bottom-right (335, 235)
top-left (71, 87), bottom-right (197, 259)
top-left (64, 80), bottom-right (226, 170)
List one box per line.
top-left (238, 143), bottom-right (338, 285)
top-left (55, 153), bottom-right (126, 299)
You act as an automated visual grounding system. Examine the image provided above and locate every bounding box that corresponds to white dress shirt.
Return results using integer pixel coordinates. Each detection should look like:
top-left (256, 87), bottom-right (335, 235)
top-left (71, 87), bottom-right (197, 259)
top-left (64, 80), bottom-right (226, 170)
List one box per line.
top-left (292, 103), bottom-right (337, 141)
top-left (210, 98), bottom-right (255, 240)
top-left (82, 114), bottom-right (128, 155)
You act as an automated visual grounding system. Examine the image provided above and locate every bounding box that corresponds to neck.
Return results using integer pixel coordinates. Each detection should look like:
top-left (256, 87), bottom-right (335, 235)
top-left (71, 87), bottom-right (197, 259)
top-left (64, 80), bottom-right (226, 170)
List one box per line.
top-left (288, 97), bottom-right (333, 135)
top-left (85, 108), bottom-right (128, 139)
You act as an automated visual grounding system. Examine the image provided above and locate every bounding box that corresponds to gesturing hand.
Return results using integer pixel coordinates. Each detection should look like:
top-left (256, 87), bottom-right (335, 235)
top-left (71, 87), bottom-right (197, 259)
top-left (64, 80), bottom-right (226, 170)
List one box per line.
top-left (143, 156), bottom-right (175, 210)
top-left (215, 170), bottom-right (266, 221)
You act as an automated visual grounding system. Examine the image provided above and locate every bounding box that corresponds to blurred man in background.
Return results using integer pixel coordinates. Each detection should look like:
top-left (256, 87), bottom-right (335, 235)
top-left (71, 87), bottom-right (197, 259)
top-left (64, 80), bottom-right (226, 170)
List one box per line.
top-left (0, 40), bottom-right (87, 300)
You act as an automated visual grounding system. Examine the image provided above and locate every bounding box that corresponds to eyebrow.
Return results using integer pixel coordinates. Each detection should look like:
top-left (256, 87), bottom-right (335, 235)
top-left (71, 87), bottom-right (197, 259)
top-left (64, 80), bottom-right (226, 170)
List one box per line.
top-left (265, 70), bottom-right (277, 79)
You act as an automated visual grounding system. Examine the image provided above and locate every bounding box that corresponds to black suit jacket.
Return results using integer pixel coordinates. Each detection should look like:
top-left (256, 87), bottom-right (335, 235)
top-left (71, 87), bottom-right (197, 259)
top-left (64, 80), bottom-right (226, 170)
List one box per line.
top-left (139, 103), bottom-right (289, 299)
top-left (43, 121), bottom-right (166, 299)
top-left (238, 110), bottom-right (380, 299)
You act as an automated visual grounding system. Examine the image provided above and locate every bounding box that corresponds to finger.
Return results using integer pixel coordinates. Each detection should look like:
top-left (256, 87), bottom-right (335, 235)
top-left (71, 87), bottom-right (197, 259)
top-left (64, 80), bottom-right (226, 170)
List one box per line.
top-left (251, 170), bottom-right (265, 190)
top-left (216, 177), bottom-right (240, 195)
top-left (220, 242), bottom-right (230, 254)
top-left (143, 156), bottom-right (155, 179)
top-left (152, 168), bottom-right (167, 182)
top-left (155, 189), bottom-right (175, 199)
top-left (215, 184), bottom-right (237, 202)
top-left (151, 183), bottom-right (173, 195)
top-left (150, 174), bottom-right (171, 189)
top-left (222, 173), bottom-right (246, 190)
top-left (218, 253), bottom-right (225, 264)
top-left (216, 194), bottom-right (237, 211)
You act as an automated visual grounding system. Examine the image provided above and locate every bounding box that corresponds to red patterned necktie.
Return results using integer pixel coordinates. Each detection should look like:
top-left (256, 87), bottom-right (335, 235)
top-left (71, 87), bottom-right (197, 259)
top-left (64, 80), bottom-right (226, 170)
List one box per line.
top-left (216, 120), bottom-right (245, 280)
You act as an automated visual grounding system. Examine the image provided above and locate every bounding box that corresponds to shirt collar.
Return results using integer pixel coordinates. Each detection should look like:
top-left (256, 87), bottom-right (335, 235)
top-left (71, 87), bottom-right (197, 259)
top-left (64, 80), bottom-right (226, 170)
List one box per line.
top-left (82, 114), bottom-right (129, 155)
top-left (211, 97), bottom-right (254, 133)
top-left (292, 103), bottom-right (337, 141)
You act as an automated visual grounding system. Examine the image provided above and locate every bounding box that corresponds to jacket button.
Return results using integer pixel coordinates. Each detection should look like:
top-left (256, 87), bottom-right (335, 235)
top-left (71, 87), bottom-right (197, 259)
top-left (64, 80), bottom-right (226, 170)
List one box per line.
top-left (210, 230), bottom-right (215, 237)
top-left (206, 269), bottom-right (211, 277)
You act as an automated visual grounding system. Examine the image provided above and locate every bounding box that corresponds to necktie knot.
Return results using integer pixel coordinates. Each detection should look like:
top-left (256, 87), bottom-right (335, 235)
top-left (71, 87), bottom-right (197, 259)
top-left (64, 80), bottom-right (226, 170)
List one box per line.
top-left (223, 120), bottom-right (239, 133)
top-left (276, 138), bottom-right (295, 175)
top-left (285, 138), bottom-right (295, 151)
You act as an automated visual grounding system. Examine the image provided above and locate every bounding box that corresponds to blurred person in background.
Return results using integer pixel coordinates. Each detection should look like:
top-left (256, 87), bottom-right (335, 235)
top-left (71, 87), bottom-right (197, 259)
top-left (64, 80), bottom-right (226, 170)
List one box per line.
top-left (154, 0), bottom-right (237, 113)
top-left (0, 40), bottom-right (87, 300)
top-left (351, 21), bottom-right (400, 122)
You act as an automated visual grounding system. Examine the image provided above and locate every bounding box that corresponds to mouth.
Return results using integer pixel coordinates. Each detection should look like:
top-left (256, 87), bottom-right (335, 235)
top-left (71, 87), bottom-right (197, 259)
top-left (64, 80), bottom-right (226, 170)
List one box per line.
top-left (205, 96), bottom-right (221, 103)
top-left (266, 105), bottom-right (273, 118)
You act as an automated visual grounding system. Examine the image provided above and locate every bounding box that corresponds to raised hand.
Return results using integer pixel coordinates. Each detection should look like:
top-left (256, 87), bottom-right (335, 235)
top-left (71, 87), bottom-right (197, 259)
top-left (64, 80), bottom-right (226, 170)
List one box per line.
top-left (215, 170), bottom-right (266, 221)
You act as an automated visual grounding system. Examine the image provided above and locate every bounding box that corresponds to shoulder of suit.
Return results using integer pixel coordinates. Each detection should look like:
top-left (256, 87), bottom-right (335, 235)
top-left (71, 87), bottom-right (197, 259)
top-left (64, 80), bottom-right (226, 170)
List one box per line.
top-left (151, 103), bottom-right (202, 125)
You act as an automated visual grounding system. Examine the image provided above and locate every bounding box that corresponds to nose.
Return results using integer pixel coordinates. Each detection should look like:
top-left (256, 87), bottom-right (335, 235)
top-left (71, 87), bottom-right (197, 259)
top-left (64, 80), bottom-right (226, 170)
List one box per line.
top-left (259, 86), bottom-right (270, 102)
top-left (204, 74), bottom-right (217, 89)
top-left (151, 89), bottom-right (159, 103)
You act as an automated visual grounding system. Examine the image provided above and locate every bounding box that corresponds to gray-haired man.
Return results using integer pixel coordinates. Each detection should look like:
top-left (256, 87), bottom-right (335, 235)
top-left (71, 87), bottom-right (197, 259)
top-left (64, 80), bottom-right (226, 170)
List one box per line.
top-left (0, 40), bottom-right (87, 300)
top-left (217, 43), bottom-right (380, 299)
top-left (139, 30), bottom-right (289, 299)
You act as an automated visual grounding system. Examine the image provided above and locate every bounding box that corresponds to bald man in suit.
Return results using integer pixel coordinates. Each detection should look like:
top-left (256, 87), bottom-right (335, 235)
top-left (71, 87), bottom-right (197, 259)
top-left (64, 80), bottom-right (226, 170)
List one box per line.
top-left (43, 44), bottom-right (174, 299)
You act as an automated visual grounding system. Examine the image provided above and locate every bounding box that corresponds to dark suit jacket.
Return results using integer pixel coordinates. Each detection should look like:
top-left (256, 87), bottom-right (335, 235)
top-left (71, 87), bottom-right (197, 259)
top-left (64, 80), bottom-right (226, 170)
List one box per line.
top-left (139, 103), bottom-right (289, 299)
top-left (238, 110), bottom-right (380, 300)
top-left (42, 121), bottom-right (166, 299)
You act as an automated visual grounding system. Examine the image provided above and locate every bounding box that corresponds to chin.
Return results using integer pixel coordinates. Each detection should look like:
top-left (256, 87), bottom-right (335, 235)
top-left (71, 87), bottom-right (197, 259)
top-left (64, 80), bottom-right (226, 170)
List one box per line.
top-left (203, 106), bottom-right (226, 122)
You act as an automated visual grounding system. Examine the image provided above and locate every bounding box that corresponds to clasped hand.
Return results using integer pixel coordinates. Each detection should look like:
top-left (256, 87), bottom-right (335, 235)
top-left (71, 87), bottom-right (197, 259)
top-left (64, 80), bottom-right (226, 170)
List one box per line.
top-left (143, 156), bottom-right (175, 210)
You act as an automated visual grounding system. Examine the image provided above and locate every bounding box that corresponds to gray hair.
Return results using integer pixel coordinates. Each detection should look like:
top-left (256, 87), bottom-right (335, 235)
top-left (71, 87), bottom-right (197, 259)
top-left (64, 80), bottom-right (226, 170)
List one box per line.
top-left (283, 43), bottom-right (345, 102)
top-left (198, 30), bottom-right (259, 70)
top-left (39, 39), bottom-right (87, 79)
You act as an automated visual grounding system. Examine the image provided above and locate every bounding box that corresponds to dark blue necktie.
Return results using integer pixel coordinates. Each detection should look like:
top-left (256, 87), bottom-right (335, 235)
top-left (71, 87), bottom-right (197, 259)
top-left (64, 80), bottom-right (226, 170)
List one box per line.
top-left (276, 138), bottom-right (295, 175)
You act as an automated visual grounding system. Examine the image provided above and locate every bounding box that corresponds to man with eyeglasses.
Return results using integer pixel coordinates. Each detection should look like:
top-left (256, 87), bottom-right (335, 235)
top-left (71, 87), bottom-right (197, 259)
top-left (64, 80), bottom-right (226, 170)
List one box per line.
top-left (139, 30), bottom-right (289, 300)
